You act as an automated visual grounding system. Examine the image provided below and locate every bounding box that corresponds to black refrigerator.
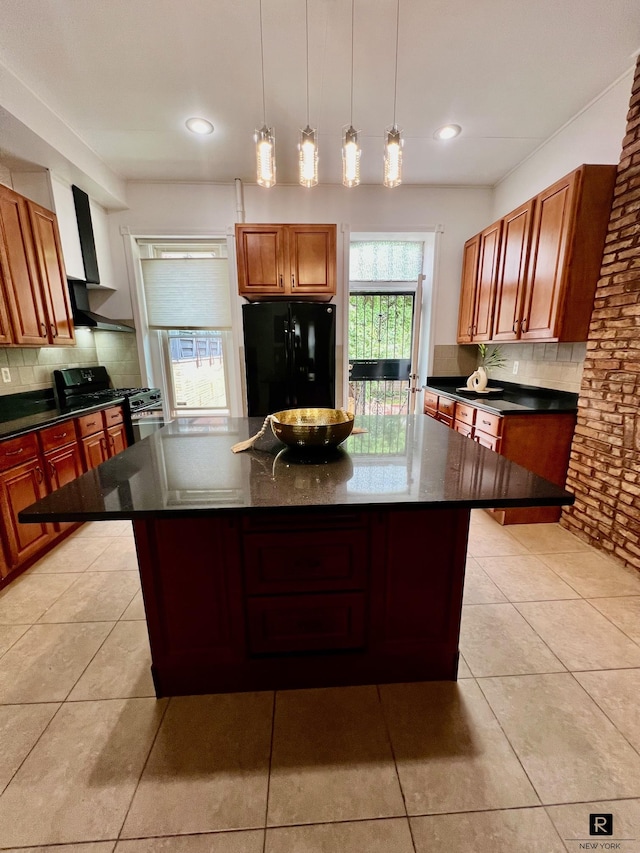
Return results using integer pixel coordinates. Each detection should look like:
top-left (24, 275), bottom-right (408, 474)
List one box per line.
top-left (242, 301), bottom-right (336, 416)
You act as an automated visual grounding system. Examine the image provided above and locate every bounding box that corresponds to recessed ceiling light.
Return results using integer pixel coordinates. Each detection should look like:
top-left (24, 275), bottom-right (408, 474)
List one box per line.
top-left (434, 124), bottom-right (461, 140)
top-left (185, 117), bottom-right (214, 135)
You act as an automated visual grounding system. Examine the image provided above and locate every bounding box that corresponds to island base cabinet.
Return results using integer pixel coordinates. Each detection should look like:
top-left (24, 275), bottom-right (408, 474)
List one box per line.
top-left (133, 506), bottom-right (470, 697)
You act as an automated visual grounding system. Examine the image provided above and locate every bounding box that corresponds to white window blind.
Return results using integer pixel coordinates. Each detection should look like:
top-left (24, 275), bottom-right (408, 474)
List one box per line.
top-left (140, 258), bottom-right (232, 329)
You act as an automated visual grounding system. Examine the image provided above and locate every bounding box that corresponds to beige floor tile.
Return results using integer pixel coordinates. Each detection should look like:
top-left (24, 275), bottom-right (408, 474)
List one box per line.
top-left (115, 830), bottom-right (264, 852)
top-left (0, 622), bottom-right (113, 703)
top-left (0, 698), bottom-right (166, 847)
top-left (74, 520), bottom-right (134, 538)
top-left (466, 525), bottom-right (529, 558)
top-left (120, 590), bottom-right (146, 621)
top-left (457, 653), bottom-right (472, 678)
top-left (515, 600), bottom-right (640, 670)
top-left (0, 703), bottom-right (59, 793)
top-left (3, 844), bottom-right (116, 853)
top-left (589, 596), bottom-right (640, 643)
top-left (0, 573), bottom-right (78, 624)
top-left (37, 572), bottom-right (140, 623)
top-left (538, 550), bottom-right (640, 598)
top-left (268, 685), bottom-right (405, 826)
top-left (507, 522), bottom-right (591, 554)
top-left (121, 692), bottom-right (273, 838)
top-left (476, 554), bottom-right (580, 601)
top-left (479, 673), bottom-right (640, 803)
top-left (69, 621), bottom-right (154, 700)
top-left (88, 538), bottom-right (140, 572)
top-left (28, 537), bottom-right (112, 574)
top-left (0, 623), bottom-right (29, 658)
top-left (546, 798), bottom-right (640, 846)
top-left (265, 818), bottom-right (415, 853)
top-left (379, 680), bottom-right (539, 814)
top-left (574, 669), bottom-right (640, 752)
top-left (463, 557), bottom-right (508, 604)
top-left (460, 603), bottom-right (565, 677)
top-left (410, 808), bottom-right (567, 852)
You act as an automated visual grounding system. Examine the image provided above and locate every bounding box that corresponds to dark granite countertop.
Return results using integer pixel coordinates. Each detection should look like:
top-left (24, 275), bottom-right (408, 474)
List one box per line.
top-left (0, 390), bottom-right (127, 440)
top-left (20, 414), bottom-right (573, 522)
top-left (424, 377), bottom-right (579, 415)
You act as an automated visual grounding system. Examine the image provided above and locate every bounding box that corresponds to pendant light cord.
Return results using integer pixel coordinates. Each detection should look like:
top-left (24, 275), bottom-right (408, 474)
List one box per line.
top-left (350, 0), bottom-right (355, 125)
top-left (305, 0), bottom-right (310, 126)
top-left (393, 0), bottom-right (399, 126)
top-left (259, 0), bottom-right (266, 124)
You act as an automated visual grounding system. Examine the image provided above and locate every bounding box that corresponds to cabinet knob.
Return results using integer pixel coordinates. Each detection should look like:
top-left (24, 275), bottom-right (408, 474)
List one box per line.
top-left (279, 274), bottom-right (283, 288)
top-left (40, 322), bottom-right (48, 338)
top-left (49, 461), bottom-right (56, 479)
top-left (291, 274), bottom-right (295, 288)
top-left (4, 447), bottom-right (24, 457)
top-left (513, 321), bottom-right (518, 333)
top-left (521, 317), bottom-right (527, 331)
top-left (50, 323), bottom-right (58, 338)
top-left (35, 466), bottom-right (44, 484)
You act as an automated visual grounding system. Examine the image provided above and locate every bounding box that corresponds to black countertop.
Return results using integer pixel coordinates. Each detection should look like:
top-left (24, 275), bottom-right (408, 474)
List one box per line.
top-left (0, 388), bottom-right (127, 440)
top-left (424, 377), bottom-right (579, 415)
top-left (20, 415), bottom-right (573, 522)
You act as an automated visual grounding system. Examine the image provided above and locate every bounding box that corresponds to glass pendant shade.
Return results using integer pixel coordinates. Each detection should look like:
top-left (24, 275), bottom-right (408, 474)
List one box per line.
top-left (298, 126), bottom-right (318, 188)
top-left (255, 125), bottom-right (276, 188)
top-left (342, 125), bottom-right (361, 188)
top-left (383, 125), bottom-right (403, 188)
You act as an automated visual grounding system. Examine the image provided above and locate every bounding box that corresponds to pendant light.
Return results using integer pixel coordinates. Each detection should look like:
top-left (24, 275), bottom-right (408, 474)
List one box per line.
top-left (255, 0), bottom-right (276, 187)
top-left (383, 0), bottom-right (403, 188)
top-left (342, 0), bottom-right (360, 188)
top-left (299, 0), bottom-right (318, 187)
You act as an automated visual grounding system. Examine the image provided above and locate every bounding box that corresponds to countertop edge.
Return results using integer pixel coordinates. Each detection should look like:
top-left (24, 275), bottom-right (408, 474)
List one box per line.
top-left (0, 396), bottom-right (128, 441)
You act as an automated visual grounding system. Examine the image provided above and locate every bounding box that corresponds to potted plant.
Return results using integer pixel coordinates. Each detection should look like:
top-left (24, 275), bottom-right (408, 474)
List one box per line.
top-left (477, 343), bottom-right (507, 376)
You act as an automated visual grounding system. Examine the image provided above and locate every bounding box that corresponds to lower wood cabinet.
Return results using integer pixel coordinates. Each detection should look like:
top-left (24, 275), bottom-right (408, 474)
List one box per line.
top-left (78, 406), bottom-right (127, 470)
top-left (425, 390), bottom-right (575, 523)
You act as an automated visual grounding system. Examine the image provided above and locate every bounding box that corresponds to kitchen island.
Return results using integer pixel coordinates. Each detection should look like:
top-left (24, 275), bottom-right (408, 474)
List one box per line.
top-left (20, 414), bottom-right (573, 696)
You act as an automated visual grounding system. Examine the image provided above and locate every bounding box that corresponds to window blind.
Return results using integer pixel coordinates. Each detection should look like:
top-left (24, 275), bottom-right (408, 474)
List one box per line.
top-left (140, 258), bottom-right (232, 329)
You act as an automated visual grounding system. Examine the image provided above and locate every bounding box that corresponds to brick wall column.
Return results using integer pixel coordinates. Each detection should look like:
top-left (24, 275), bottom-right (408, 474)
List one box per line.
top-left (561, 55), bottom-right (640, 572)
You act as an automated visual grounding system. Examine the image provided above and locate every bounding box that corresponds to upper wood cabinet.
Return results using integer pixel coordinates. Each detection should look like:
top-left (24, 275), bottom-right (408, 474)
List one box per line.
top-left (0, 183), bottom-right (75, 347)
top-left (456, 221), bottom-right (502, 343)
top-left (456, 236), bottom-right (479, 344)
top-left (236, 223), bottom-right (336, 300)
top-left (457, 164), bottom-right (616, 344)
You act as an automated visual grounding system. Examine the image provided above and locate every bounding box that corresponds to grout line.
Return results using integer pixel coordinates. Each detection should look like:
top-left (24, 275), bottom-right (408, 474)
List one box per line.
top-left (262, 691), bottom-right (277, 852)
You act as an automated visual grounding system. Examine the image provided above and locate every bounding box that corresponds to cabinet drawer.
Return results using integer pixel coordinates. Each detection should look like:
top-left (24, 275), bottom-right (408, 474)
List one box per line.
top-left (76, 413), bottom-right (104, 438)
top-left (38, 420), bottom-right (75, 453)
top-left (0, 433), bottom-right (39, 472)
top-left (423, 390), bottom-right (438, 414)
top-left (454, 421), bottom-right (473, 438)
top-left (243, 529), bottom-right (367, 594)
top-left (102, 406), bottom-right (124, 427)
top-left (474, 411), bottom-right (502, 437)
top-left (474, 430), bottom-right (501, 452)
top-left (454, 402), bottom-right (476, 426)
top-left (437, 396), bottom-right (456, 418)
top-left (247, 592), bottom-right (365, 654)
top-left (435, 413), bottom-right (453, 427)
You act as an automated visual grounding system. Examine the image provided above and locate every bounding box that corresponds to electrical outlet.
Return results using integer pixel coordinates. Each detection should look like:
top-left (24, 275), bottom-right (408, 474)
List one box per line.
top-left (512, 361), bottom-right (519, 375)
top-left (1, 367), bottom-right (11, 382)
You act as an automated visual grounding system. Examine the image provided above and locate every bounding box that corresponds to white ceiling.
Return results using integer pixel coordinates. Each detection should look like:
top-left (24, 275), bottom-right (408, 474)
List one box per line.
top-left (0, 0), bottom-right (639, 192)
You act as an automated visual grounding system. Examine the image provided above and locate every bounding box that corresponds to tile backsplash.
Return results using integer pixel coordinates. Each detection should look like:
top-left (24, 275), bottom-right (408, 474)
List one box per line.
top-left (432, 342), bottom-right (587, 394)
top-left (0, 329), bottom-right (142, 396)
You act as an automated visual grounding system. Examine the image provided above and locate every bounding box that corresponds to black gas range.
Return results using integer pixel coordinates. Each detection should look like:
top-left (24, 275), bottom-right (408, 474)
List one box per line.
top-left (53, 367), bottom-right (162, 428)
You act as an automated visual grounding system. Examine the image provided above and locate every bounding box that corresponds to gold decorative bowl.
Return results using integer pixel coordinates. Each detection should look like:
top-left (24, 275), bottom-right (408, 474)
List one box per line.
top-left (270, 408), bottom-right (355, 449)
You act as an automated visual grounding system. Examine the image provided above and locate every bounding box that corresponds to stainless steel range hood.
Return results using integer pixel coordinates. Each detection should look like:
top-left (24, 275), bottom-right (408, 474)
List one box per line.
top-left (68, 280), bottom-right (134, 332)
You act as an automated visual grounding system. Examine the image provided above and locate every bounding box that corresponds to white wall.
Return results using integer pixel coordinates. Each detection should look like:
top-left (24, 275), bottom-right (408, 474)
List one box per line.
top-left (492, 67), bottom-right (633, 219)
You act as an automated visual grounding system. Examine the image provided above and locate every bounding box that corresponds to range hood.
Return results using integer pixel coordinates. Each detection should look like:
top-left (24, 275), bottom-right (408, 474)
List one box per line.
top-left (68, 280), bottom-right (134, 332)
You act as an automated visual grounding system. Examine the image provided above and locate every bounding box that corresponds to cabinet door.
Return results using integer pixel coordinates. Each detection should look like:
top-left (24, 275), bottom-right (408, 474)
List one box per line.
top-left (107, 423), bottom-right (127, 457)
top-left (0, 271), bottom-right (14, 344)
top-left (287, 225), bottom-right (336, 296)
top-left (236, 225), bottom-right (286, 296)
top-left (0, 458), bottom-right (52, 566)
top-left (522, 171), bottom-right (578, 341)
top-left (0, 185), bottom-right (49, 345)
top-left (492, 199), bottom-right (535, 341)
top-left (82, 433), bottom-right (109, 470)
top-left (27, 201), bottom-right (75, 345)
top-left (456, 235), bottom-right (480, 343)
top-left (45, 442), bottom-right (85, 532)
top-left (472, 220), bottom-right (502, 342)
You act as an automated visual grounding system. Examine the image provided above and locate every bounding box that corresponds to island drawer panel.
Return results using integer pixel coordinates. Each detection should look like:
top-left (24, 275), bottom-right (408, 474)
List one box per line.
top-left (242, 510), bottom-right (367, 532)
top-left (76, 413), bottom-right (104, 438)
top-left (0, 432), bottom-right (39, 471)
top-left (246, 592), bottom-right (366, 654)
top-left (243, 529), bottom-right (368, 594)
top-left (38, 419), bottom-right (75, 453)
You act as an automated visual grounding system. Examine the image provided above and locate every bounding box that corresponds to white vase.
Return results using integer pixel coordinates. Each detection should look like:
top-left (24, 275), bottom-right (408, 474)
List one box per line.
top-left (466, 366), bottom-right (488, 392)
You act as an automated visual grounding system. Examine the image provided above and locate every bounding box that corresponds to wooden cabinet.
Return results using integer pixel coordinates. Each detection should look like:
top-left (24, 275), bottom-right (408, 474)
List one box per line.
top-left (456, 236), bottom-right (480, 344)
top-left (456, 221), bottom-right (502, 344)
top-left (39, 421), bottom-right (85, 533)
top-left (457, 164), bottom-right (616, 344)
top-left (424, 392), bottom-right (575, 523)
top-left (0, 433), bottom-right (53, 569)
top-left (236, 223), bottom-right (336, 300)
top-left (0, 183), bottom-right (75, 347)
top-left (78, 406), bottom-right (127, 470)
